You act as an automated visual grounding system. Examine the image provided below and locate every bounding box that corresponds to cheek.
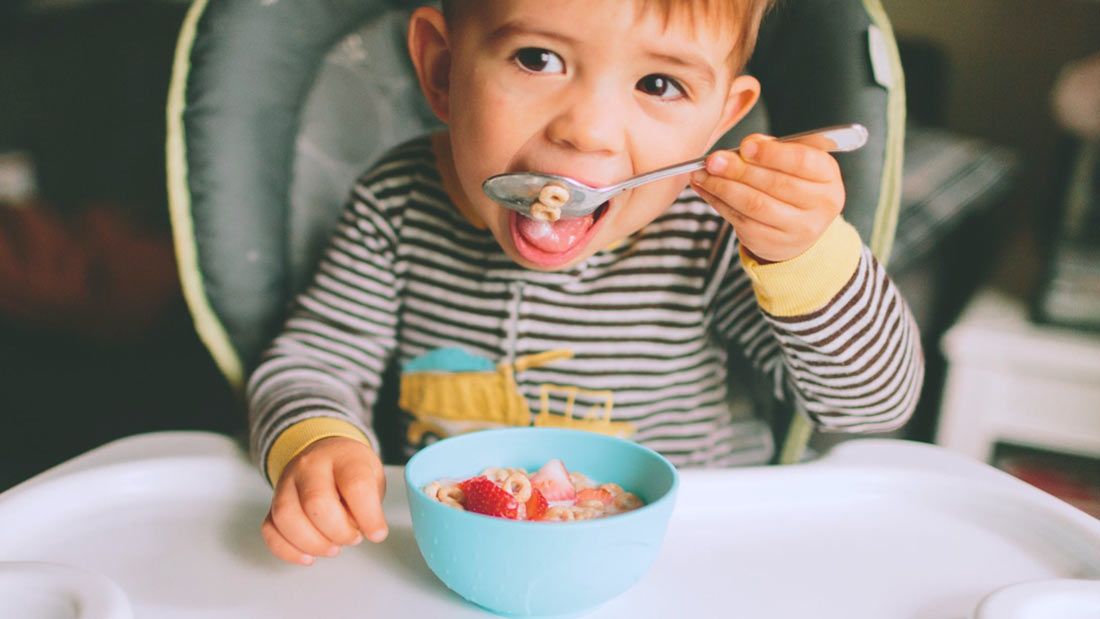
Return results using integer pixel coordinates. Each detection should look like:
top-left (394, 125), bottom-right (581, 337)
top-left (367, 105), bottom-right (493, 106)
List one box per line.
top-left (453, 92), bottom-right (520, 165)
top-left (637, 103), bottom-right (724, 154)
top-left (448, 122), bottom-right (512, 241)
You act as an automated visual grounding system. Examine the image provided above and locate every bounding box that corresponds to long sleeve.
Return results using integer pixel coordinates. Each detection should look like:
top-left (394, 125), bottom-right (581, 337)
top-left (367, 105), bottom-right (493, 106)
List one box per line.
top-left (711, 217), bottom-right (924, 433)
top-left (246, 179), bottom-right (403, 483)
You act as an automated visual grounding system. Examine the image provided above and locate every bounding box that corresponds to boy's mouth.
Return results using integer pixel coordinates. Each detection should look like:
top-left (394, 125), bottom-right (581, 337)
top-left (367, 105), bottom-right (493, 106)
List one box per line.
top-left (510, 202), bottom-right (610, 269)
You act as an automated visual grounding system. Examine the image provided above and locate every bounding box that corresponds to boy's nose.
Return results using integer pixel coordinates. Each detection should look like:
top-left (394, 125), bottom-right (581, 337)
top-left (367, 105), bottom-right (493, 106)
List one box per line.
top-left (545, 88), bottom-right (625, 156)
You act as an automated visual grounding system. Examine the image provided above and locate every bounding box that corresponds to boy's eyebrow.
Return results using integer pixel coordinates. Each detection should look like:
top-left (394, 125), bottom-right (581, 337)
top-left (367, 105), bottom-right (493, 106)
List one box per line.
top-left (644, 50), bottom-right (717, 86)
top-left (485, 20), bottom-right (581, 46)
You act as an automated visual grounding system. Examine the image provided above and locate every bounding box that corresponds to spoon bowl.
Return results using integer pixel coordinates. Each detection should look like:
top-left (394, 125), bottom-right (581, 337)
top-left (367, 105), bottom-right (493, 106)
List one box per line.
top-left (483, 123), bottom-right (869, 219)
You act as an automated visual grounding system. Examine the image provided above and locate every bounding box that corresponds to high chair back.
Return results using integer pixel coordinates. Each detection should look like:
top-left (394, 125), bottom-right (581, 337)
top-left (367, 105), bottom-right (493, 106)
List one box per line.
top-left (167, 0), bottom-right (906, 463)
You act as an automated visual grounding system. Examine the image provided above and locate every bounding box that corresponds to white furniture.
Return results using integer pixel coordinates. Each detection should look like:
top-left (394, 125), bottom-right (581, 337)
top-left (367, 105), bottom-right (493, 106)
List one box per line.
top-left (0, 431), bottom-right (1098, 618)
top-left (937, 288), bottom-right (1100, 462)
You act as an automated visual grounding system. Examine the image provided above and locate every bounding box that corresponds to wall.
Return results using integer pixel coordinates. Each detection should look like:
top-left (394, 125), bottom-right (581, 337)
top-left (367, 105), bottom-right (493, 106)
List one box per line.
top-left (882, 0), bottom-right (1100, 294)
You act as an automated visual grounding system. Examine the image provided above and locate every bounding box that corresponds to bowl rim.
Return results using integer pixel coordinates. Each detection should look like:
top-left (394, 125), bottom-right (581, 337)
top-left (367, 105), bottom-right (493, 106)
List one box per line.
top-left (403, 427), bottom-right (680, 529)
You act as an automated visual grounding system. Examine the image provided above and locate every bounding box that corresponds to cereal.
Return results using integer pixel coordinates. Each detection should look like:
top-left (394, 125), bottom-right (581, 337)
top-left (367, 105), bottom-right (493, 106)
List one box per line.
top-left (438, 484), bottom-right (465, 505)
top-left (544, 506), bottom-right (576, 521)
top-left (441, 498), bottom-right (465, 510)
top-left (570, 506), bottom-right (601, 521)
top-left (530, 200), bottom-right (561, 223)
top-left (599, 483), bottom-right (624, 496)
top-left (570, 472), bottom-right (595, 489)
top-left (424, 459), bottom-right (644, 522)
top-left (503, 473), bottom-right (533, 503)
top-left (481, 467), bottom-right (510, 484)
top-left (423, 481), bottom-right (442, 501)
top-left (613, 492), bottom-right (643, 511)
top-left (538, 184), bottom-right (570, 209)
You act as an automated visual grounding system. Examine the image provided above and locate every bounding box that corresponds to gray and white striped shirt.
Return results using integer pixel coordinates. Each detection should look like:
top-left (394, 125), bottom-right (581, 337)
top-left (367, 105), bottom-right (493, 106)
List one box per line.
top-left (248, 137), bottom-right (923, 472)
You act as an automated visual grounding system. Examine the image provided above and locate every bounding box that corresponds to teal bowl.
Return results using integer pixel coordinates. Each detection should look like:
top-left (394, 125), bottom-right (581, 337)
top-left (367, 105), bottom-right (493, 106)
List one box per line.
top-left (404, 428), bottom-right (679, 617)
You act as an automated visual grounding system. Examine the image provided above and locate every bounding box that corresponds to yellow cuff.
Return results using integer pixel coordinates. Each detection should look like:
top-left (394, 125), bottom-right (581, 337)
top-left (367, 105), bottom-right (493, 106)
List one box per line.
top-left (739, 217), bottom-right (862, 317)
top-left (266, 417), bottom-right (371, 484)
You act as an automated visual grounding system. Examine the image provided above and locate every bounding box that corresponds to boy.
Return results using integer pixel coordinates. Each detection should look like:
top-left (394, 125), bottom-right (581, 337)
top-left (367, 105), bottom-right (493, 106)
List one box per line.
top-left (248, 0), bottom-right (923, 565)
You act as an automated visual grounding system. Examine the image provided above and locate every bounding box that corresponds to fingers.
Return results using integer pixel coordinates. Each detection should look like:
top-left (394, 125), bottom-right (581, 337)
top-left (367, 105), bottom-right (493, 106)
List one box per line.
top-left (268, 479), bottom-right (341, 560)
top-left (261, 438), bottom-right (389, 566)
top-left (736, 134), bottom-right (841, 183)
top-left (693, 171), bottom-right (800, 229)
top-left (688, 132), bottom-right (845, 264)
top-left (695, 152), bottom-right (842, 216)
top-left (335, 457), bottom-right (389, 543)
top-left (693, 184), bottom-right (804, 260)
top-left (297, 470), bottom-right (364, 547)
top-left (709, 158), bottom-right (835, 213)
top-left (692, 173), bottom-right (833, 263)
top-left (261, 511), bottom-right (316, 566)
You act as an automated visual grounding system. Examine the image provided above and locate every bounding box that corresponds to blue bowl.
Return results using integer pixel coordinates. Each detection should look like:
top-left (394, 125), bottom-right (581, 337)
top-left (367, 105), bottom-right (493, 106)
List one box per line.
top-left (404, 428), bottom-right (679, 617)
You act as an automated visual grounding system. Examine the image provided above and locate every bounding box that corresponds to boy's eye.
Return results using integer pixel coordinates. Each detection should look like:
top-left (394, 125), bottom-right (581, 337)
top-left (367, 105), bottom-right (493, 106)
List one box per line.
top-left (636, 74), bottom-right (685, 100)
top-left (514, 48), bottom-right (565, 74)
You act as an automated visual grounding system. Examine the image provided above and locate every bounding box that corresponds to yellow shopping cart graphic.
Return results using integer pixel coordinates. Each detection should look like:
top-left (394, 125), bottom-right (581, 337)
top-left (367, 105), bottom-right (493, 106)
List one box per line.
top-left (400, 348), bottom-right (634, 445)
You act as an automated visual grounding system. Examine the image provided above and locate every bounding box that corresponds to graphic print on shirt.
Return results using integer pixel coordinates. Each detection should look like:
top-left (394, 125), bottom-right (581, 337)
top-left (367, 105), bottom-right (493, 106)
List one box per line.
top-left (399, 347), bottom-right (635, 446)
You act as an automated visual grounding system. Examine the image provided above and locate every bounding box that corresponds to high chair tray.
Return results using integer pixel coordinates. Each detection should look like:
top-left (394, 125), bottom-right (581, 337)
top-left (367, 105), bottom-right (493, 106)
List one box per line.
top-left (0, 432), bottom-right (1097, 618)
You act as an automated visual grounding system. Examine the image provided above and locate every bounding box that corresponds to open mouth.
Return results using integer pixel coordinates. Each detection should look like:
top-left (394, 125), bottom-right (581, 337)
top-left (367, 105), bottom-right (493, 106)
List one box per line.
top-left (510, 202), bottom-right (610, 269)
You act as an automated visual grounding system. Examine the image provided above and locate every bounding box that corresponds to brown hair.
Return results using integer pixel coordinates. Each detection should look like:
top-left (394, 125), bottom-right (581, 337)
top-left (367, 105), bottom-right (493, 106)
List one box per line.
top-left (441, 0), bottom-right (776, 74)
top-left (636, 0), bottom-right (776, 73)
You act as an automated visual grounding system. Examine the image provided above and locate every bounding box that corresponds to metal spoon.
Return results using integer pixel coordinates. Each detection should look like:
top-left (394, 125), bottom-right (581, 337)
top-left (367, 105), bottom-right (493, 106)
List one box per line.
top-left (483, 123), bottom-right (869, 219)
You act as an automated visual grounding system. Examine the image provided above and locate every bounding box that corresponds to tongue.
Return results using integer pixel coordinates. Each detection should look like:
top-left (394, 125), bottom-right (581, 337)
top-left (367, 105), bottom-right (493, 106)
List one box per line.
top-left (517, 213), bottom-right (595, 253)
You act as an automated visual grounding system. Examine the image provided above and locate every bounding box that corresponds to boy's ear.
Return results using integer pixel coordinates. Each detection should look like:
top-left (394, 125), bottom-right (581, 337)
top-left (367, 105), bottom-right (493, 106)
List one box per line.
top-left (709, 75), bottom-right (761, 145)
top-left (408, 7), bottom-right (452, 123)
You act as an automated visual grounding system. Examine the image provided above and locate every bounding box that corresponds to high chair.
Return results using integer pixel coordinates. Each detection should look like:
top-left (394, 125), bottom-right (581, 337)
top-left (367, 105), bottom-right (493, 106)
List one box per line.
top-left (167, 0), bottom-right (907, 465)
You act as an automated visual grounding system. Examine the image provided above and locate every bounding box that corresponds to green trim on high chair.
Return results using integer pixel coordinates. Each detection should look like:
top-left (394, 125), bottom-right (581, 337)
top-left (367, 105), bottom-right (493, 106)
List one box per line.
top-left (862, 0), bottom-right (908, 264)
top-left (166, 0), bottom-right (244, 390)
top-left (777, 0), bottom-right (907, 466)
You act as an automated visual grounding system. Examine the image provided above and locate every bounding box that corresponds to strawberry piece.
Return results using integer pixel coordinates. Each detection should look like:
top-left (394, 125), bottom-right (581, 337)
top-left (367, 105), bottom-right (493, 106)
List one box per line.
top-left (576, 487), bottom-right (614, 505)
top-left (525, 488), bottom-right (549, 521)
top-left (459, 476), bottom-right (520, 519)
top-left (530, 459), bottom-right (576, 503)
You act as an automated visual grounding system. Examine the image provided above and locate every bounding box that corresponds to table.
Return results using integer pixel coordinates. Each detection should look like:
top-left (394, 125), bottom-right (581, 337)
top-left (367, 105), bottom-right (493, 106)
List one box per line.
top-left (937, 288), bottom-right (1100, 462)
top-left (1, 431), bottom-right (1099, 618)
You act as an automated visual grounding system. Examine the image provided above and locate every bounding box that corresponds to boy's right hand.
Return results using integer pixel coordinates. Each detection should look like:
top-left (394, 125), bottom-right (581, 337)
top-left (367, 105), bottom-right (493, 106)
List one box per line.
top-left (261, 436), bottom-right (388, 565)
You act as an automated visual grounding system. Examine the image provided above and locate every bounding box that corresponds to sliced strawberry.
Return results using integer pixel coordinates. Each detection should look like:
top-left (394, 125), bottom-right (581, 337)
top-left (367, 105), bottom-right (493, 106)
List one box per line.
top-left (459, 476), bottom-right (520, 519)
top-left (530, 459), bottom-right (576, 503)
top-left (576, 487), bottom-right (614, 505)
top-left (525, 488), bottom-right (549, 521)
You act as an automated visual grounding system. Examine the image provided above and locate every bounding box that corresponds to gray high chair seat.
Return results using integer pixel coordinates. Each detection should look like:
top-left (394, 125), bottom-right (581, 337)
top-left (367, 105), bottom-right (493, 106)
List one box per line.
top-left (167, 0), bottom-right (906, 464)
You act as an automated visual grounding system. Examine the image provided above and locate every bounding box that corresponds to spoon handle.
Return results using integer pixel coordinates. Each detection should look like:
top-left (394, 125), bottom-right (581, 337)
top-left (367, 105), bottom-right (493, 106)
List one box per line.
top-left (608, 157), bottom-right (709, 193)
top-left (606, 123), bottom-right (869, 195)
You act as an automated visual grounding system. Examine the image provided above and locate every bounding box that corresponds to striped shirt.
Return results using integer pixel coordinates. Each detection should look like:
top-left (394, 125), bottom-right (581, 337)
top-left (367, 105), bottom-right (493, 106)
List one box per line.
top-left (248, 137), bottom-right (923, 474)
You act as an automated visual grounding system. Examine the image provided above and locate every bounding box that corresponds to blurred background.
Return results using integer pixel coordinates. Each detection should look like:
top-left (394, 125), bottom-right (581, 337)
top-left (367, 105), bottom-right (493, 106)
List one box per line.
top-left (0, 0), bottom-right (1097, 514)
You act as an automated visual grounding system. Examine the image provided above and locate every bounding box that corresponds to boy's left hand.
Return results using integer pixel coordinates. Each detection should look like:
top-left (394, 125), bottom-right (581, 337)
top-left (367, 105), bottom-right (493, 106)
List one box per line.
top-left (690, 134), bottom-right (846, 263)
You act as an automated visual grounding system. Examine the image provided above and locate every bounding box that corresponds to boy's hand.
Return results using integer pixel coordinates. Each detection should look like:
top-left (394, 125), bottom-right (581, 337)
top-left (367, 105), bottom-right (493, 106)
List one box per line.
top-left (690, 134), bottom-right (846, 263)
top-left (261, 437), bottom-right (388, 565)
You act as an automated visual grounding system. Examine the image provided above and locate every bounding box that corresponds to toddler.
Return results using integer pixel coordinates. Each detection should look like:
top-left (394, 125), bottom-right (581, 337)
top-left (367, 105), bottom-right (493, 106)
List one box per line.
top-left (248, 0), bottom-right (924, 565)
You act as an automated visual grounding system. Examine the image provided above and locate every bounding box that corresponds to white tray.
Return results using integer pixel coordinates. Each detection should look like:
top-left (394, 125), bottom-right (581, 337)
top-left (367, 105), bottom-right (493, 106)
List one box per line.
top-left (0, 432), bottom-right (1098, 618)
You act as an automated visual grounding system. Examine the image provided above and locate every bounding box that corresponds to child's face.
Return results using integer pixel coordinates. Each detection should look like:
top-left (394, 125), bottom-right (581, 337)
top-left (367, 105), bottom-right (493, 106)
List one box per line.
top-left (412, 1), bottom-right (760, 271)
